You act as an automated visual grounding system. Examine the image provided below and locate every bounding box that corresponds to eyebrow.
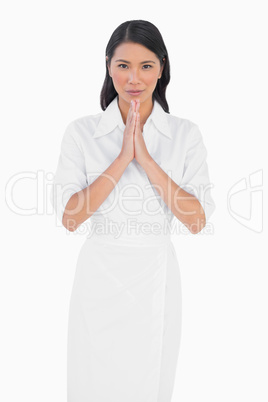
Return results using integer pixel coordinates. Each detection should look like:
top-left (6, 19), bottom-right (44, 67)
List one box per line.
top-left (115, 59), bottom-right (156, 64)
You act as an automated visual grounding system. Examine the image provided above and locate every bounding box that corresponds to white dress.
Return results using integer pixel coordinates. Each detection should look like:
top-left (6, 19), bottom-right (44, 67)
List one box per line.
top-left (50, 96), bottom-right (215, 402)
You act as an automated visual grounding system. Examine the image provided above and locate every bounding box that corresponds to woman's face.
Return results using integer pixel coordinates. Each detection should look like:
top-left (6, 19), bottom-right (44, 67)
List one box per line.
top-left (107, 42), bottom-right (164, 106)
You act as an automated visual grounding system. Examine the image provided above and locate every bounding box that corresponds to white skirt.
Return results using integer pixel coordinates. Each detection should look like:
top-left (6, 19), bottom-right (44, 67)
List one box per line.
top-left (67, 233), bottom-right (182, 402)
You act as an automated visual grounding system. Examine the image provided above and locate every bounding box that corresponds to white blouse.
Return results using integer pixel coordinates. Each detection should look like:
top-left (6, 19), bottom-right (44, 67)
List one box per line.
top-left (50, 95), bottom-right (215, 237)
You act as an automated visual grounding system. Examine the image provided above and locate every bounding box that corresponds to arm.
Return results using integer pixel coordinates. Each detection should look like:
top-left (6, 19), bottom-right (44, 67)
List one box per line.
top-left (132, 100), bottom-right (208, 234)
top-left (61, 100), bottom-right (137, 232)
top-left (141, 157), bottom-right (206, 234)
top-left (62, 154), bottom-right (130, 232)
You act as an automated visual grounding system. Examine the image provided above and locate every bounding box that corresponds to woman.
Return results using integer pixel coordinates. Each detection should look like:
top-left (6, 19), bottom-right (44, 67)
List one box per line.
top-left (51, 19), bottom-right (215, 402)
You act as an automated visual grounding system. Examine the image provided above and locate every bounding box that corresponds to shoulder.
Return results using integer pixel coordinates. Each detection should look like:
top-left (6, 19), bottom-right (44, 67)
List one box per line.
top-left (60, 111), bottom-right (104, 151)
top-left (167, 112), bottom-right (196, 131)
top-left (165, 110), bottom-right (201, 145)
top-left (64, 111), bottom-right (103, 138)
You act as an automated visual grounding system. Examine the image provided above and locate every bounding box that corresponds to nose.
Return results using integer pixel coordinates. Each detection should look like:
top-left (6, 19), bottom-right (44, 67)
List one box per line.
top-left (128, 69), bottom-right (141, 84)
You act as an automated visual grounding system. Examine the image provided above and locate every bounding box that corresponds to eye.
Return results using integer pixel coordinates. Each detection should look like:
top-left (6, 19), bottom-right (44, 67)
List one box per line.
top-left (143, 65), bottom-right (153, 69)
top-left (118, 64), bottom-right (128, 69)
top-left (117, 64), bottom-right (153, 70)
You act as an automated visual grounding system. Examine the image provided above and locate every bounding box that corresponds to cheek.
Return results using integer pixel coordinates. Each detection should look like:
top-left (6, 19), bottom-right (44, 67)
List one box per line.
top-left (112, 71), bottom-right (125, 86)
top-left (145, 72), bottom-right (159, 86)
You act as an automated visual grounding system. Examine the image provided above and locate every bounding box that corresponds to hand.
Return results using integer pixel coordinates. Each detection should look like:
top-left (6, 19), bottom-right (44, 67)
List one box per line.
top-left (119, 100), bottom-right (136, 164)
top-left (133, 99), bottom-right (152, 167)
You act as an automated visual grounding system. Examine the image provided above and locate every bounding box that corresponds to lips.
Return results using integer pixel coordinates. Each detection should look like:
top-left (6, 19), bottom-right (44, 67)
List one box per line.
top-left (126, 90), bottom-right (144, 95)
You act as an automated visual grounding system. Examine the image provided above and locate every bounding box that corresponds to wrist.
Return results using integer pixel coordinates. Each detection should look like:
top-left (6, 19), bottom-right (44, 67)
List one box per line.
top-left (117, 152), bottom-right (131, 167)
top-left (139, 155), bottom-right (154, 170)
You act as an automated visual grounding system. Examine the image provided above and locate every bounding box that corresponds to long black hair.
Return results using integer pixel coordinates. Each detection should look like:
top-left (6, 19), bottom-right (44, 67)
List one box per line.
top-left (100, 20), bottom-right (170, 113)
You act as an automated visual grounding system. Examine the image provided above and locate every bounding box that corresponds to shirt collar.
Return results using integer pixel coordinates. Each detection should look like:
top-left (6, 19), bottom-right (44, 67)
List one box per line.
top-left (93, 95), bottom-right (172, 139)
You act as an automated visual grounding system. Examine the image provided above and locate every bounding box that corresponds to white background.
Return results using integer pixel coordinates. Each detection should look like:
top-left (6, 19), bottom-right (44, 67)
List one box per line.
top-left (1, 0), bottom-right (267, 401)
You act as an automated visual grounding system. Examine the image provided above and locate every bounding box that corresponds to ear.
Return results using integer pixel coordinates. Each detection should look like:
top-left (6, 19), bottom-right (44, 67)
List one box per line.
top-left (158, 58), bottom-right (165, 79)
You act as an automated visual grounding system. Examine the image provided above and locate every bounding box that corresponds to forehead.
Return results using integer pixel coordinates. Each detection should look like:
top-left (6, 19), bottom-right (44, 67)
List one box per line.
top-left (112, 42), bottom-right (158, 62)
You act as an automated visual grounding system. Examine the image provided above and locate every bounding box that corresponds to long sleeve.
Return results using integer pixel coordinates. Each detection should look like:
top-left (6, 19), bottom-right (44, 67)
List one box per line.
top-left (50, 122), bottom-right (88, 226)
top-left (179, 124), bottom-right (216, 223)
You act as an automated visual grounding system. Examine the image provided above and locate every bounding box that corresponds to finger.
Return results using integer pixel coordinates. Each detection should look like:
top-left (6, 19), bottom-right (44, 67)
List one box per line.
top-left (132, 112), bottom-right (137, 128)
top-left (130, 108), bottom-right (136, 125)
top-left (125, 112), bottom-right (135, 134)
top-left (127, 111), bottom-right (136, 128)
top-left (131, 103), bottom-right (139, 122)
top-left (126, 101), bottom-right (134, 123)
top-left (127, 100), bottom-right (133, 115)
top-left (136, 112), bottom-right (140, 130)
top-left (132, 112), bottom-right (138, 134)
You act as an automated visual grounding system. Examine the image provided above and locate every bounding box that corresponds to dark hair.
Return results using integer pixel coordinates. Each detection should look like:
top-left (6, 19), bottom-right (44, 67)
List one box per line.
top-left (100, 20), bottom-right (170, 113)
